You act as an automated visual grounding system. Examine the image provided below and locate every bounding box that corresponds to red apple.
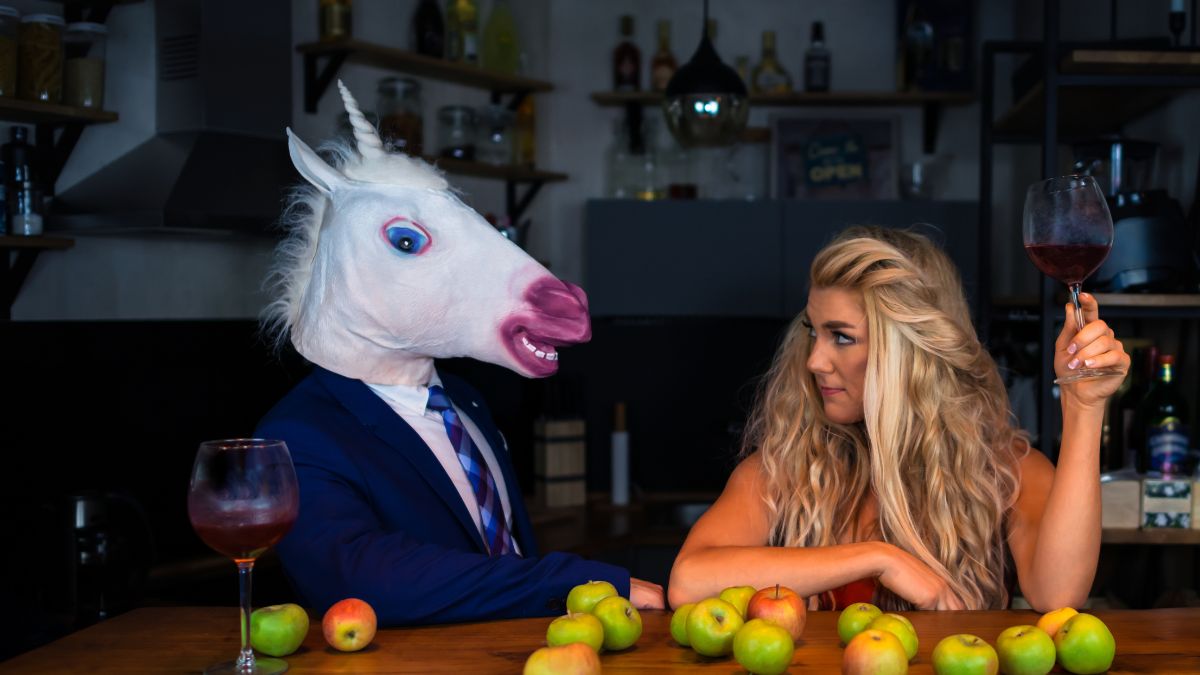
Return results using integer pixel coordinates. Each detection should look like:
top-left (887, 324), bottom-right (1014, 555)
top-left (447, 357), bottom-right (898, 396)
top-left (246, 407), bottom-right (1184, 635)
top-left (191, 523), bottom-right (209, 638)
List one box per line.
top-left (843, 628), bottom-right (909, 675)
top-left (523, 643), bottom-right (602, 675)
top-left (746, 584), bottom-right (807, 642)
top-left (322, 598), bottom-right (377, 652)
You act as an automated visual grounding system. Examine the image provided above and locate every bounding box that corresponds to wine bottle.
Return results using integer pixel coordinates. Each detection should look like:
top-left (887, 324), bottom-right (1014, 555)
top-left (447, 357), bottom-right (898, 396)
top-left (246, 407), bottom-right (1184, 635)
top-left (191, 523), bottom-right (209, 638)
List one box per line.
top-left (804, 21), bottom-right (831, 92)
top-left (752, 31), bottom-right (792, 94)
top-left (613, 15), bottom-right (640, 91)
top-left (411, 0), bottom-right (444, 58)
top-left (650, 20), bottom-right (677, 92)
top-left (1139, 354), bottom-right (1191, 476)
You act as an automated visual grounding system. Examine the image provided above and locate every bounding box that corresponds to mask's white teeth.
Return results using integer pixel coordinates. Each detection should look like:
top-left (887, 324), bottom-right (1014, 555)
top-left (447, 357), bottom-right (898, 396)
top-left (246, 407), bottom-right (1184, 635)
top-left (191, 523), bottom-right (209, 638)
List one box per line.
top-left (520, 333), bottom-right (559, 360)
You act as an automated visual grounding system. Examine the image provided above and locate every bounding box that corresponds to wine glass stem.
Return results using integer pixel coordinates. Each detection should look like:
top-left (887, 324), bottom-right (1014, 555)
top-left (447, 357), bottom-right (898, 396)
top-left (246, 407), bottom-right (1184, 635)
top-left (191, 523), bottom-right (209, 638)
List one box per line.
top-left (1069, 283), bottom-right (1086, 334)
top-left (237, 560), bottom-right (256, 672)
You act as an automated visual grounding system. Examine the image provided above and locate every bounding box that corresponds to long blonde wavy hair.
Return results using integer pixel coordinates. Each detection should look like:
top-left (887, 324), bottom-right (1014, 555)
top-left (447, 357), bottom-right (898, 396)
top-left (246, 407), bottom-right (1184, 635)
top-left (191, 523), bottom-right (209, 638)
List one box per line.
top-left (744, 226), bottom-right (1026, 610)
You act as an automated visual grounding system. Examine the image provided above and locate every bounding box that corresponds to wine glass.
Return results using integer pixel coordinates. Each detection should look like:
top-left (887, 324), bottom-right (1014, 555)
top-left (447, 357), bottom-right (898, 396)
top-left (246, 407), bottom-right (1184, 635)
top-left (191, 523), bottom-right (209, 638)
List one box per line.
top-left (1022, 175), bottom-right (1122, 384)
top-left (188, 439), bottom-right (300, 674)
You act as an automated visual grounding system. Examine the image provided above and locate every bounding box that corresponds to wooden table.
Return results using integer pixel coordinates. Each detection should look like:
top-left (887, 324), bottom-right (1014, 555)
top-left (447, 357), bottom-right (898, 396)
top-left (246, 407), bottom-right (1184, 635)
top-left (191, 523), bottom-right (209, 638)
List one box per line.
top-left (2, 607), bottom-right (1198, 673)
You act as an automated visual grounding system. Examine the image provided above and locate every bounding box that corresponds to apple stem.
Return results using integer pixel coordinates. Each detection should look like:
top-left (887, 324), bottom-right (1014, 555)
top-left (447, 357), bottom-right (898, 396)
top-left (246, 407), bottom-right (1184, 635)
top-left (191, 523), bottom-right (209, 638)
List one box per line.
top-left (775, 583), bottom-right (780, 599)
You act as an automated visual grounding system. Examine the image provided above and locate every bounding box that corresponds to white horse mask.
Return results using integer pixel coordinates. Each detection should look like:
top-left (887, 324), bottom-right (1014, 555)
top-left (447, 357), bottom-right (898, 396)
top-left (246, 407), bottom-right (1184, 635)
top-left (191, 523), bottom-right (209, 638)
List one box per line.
top-left (264, 81), bottom-right (590, 386)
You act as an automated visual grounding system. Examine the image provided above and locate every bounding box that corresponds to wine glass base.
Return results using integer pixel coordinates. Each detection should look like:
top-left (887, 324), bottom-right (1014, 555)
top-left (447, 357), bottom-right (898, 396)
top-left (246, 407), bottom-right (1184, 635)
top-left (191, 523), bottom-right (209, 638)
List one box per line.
top-left (1054, 367), bottom-right (1125, 385)
top-left (203, 657), bottom-right (288, 674)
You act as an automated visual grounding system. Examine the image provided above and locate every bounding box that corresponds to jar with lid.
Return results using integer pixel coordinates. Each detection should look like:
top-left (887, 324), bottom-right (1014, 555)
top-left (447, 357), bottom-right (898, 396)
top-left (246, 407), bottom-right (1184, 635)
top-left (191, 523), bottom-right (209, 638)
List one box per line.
top-left (376, 77), bottom-right (423, 156)
top-left (0, 6), bottom-right (18, 98)
top-left (475, 104), bottom-right (513, 166)
top-left (19, 14), bottom-right (63, 102)
top-left (437, 105), bottom-right (476, 160)
top-left (64, 22), bottom-right (106, 108)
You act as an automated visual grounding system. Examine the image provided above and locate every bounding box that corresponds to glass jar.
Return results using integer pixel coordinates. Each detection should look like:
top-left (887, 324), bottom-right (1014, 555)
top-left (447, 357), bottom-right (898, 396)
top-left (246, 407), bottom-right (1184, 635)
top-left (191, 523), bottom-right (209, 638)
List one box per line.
top-left (0, 6), bottom-right (18, 98)
top-left (475, 104), bottom-right (513, 165)
top-left (376, 77), bottom-right (423, 156)
top-left (318, 0), bottom-right (352, 41)
top-left (18, 14), bottom-right (63, 103)
top-left (64, 22), bottom-right (106, 108)
top-left (437, 105), bottom-right (475, 160)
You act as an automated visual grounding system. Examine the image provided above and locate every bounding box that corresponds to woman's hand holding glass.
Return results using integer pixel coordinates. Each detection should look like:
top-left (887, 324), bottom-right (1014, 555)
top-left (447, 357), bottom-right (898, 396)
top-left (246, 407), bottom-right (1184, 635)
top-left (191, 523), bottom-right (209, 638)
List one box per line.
top-left (1054, 293), bottom-right (1130, 409)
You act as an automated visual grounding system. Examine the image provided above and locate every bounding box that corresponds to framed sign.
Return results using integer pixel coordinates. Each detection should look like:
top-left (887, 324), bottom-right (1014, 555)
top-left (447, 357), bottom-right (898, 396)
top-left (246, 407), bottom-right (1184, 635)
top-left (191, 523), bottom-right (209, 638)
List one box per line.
top-left (770, 114), bottom-right (899, 200)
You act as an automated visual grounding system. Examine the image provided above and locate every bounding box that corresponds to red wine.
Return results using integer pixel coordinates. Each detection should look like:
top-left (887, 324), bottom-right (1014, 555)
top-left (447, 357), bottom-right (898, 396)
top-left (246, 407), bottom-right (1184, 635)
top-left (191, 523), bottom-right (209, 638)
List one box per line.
top-left (192, 511), bottom-right (296, 561)
top-left (1024, 243), bottom-right (1110, 285)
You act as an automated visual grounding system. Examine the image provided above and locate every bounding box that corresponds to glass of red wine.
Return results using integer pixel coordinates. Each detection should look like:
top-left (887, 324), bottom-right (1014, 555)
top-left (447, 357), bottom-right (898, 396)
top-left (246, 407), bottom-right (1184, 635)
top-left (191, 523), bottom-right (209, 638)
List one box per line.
top-left (188, 439), bottom-right (299, 674)
top-left (1023, 175), bottom-right (1122, 384)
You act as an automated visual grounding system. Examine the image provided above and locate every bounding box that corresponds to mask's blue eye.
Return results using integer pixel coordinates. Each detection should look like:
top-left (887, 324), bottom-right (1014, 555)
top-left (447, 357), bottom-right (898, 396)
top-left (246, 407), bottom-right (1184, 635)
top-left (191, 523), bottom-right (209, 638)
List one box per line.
top-left (385, 225), bottom-right (428, 255)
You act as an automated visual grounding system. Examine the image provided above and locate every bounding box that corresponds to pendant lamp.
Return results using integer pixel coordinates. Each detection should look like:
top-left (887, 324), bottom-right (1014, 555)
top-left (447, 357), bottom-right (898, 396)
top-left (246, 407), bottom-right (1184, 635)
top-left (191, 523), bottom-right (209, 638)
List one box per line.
top-left (662, 0), bottom-right (749, 147)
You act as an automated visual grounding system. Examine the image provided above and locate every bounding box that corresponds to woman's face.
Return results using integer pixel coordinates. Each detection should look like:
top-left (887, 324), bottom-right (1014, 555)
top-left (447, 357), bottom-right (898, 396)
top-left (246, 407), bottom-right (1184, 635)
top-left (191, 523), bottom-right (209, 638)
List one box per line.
top-left (804, 287), bottom-right (869, 424)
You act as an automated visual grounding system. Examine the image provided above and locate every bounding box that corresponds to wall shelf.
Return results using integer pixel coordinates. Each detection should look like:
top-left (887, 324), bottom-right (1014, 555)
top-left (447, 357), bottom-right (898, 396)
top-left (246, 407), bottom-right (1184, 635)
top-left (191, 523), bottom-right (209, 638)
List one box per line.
top-left (2, 236), bottom-right (75, 320)
top-left (297, 38), bottom-right (553, 113)
top-left (296, 39), bottom-right (563, 226)
top-left (1102, 528), bottom-right (1200, 545)
top-left (591, 90), bottom-right (974, 154)
top-left (993, 49), bottom-right (1200, 139)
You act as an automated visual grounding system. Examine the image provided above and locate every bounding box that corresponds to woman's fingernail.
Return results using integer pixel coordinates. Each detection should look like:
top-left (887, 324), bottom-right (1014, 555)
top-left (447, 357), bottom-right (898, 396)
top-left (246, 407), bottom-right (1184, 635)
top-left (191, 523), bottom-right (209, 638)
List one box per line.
top-left (1067, 343), bottom-right (1078, 355)
top-left (1084, 359), bottom-right (1095, 368)
top-left (1068, 358), bottom-right (1080, 370)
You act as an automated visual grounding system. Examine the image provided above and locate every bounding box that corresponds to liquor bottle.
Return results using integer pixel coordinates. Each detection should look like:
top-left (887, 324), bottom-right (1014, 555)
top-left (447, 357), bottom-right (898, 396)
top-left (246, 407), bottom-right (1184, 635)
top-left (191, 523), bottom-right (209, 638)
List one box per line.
top-left (650, 20), bottom-right (677, 92)
top-left (2, 126), bottom-right (40, 236)
top-left (481, 0), bottom-right (520, 74)
top-left (1138, 354), bottom-right (1191, 476)
top-left (411, 0), bottom-right (444, 58)
top-left (514, 96), bottom-right (535, 167)
top-left (318, 0), bottom-right (352, 41)
top-left (612, 15), bottom-right (640, 91)
top-left (804, 21), bottom-right (831, 92)
top-left (1110, 342), bottom-right (1154, 471)
top-left (445, 0), bottom-right (479, 65)
top-left (734, 55), bottom-right (751, 87)
top-left (751, 30), bottom-right (792, 94)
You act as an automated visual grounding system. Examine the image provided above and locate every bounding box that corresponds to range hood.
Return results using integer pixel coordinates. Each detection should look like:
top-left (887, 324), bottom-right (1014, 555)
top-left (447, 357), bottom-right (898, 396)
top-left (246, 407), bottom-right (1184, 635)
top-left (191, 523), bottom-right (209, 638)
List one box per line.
top-left (52, 0), bottom-right (296, 235)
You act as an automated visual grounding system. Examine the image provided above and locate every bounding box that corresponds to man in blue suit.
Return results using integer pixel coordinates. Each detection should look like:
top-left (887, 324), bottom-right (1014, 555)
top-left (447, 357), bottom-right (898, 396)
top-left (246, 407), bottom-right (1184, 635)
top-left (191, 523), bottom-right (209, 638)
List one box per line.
top-left (257, 83), bottom-right (663, 625)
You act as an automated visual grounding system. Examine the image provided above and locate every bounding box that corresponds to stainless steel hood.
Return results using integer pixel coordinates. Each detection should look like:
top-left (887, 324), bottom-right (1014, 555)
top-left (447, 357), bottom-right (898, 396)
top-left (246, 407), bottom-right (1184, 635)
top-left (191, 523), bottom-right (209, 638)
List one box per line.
top-left (52, 0), bottom-right (295, 235)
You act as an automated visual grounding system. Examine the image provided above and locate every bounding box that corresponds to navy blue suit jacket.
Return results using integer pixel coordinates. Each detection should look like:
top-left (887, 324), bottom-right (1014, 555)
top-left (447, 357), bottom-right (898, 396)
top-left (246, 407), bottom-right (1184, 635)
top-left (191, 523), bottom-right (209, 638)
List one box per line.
top-left (256, 366), bottom-right (630, 625)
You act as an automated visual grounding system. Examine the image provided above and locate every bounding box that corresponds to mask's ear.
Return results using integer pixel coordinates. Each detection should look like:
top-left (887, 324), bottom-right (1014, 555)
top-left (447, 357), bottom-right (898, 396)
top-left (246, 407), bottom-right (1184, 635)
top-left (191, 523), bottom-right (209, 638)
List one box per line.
top-left (287, 128), bottom-right (346, 195)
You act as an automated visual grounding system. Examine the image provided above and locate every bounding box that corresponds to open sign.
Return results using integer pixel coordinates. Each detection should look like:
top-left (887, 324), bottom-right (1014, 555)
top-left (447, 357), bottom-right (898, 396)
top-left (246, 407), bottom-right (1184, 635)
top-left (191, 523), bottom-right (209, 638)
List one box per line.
top-left (803, 133), bottom-right (869, 189)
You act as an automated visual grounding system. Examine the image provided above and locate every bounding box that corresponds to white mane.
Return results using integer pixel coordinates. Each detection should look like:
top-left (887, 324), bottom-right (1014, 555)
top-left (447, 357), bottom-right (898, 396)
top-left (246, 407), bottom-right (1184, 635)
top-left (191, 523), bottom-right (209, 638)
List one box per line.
top-left (260, 139), bottom-right (450, 349)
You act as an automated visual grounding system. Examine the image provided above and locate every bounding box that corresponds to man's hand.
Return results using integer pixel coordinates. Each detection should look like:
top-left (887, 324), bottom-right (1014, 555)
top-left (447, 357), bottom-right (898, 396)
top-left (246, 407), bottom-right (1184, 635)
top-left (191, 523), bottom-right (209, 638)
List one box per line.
top-left (630, 577), bottom-right (665, 609)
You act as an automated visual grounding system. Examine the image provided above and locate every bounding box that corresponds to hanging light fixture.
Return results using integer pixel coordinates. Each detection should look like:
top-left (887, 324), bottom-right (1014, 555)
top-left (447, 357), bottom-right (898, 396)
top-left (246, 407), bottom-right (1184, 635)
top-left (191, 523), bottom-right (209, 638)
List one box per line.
top-left (662, 0), bottom-right (749, 147)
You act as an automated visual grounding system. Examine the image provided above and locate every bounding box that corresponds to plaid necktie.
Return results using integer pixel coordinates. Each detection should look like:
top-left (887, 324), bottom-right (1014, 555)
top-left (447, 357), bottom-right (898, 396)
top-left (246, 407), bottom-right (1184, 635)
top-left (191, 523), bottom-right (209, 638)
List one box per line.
top-left (427, 385), bottom-right (516, 557)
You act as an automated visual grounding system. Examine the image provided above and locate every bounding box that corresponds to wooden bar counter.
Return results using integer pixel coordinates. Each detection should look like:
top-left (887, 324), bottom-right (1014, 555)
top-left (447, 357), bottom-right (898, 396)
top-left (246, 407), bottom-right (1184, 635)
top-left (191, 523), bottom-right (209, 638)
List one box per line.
top-left (2, 606), bottom-right (1198, 673)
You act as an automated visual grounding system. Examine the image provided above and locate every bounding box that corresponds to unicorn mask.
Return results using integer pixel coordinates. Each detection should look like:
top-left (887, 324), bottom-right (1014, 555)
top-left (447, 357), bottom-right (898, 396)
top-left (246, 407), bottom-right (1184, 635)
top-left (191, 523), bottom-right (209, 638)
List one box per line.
top-left (264, 81), bottom-right (590, 386)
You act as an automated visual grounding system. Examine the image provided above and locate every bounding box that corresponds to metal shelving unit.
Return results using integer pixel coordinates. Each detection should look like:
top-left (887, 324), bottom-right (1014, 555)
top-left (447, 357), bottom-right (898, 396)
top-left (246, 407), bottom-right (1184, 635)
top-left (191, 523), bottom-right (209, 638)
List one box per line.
top-left (980, 0), bottom-right (1200, 452)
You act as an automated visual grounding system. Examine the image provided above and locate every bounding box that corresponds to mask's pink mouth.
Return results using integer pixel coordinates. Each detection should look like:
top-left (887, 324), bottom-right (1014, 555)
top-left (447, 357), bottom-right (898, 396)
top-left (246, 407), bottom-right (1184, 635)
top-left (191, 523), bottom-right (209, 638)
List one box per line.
top-left (501, 278), bottom-right (591, 378)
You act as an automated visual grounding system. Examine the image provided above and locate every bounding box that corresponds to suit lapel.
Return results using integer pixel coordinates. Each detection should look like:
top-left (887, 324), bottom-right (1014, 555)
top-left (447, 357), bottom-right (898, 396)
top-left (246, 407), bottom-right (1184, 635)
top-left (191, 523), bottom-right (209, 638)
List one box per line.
top-left (313, 367), bottom-right (488, 553)
top-left (444, 378), bottom-right (539, 557)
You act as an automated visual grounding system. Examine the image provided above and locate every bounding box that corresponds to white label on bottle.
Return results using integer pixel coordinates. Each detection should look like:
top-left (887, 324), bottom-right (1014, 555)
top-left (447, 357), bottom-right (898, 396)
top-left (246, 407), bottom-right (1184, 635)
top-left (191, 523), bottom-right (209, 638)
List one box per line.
top-left (1148, 417), bottom-right (1190, 474)
top-left (464, 33), bottom-right (479, 62)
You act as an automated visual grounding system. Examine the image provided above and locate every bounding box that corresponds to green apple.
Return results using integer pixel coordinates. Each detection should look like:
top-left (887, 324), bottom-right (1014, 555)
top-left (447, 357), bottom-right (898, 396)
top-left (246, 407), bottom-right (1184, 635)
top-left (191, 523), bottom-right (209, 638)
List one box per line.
top-left (719, 585), bottom-right (757, 618)
top-left (250, 603), bottom-right (309, 657)
top-left (546, 612), bottom-right (604, 653)
top-left (685, 597), bottom-right (744, 657)
top-left (592, 595), bottom-right (642, 651)
top-left (837, 602), bottom-right (883, 645)
top-left (1053, 613), bottom-right (1115, 675)
top-left (931, 634), bottom-right (998, 675)
top-left (995, 625), bottom-right (1055, 675)
top-left (733, 618), bottom-right (795, 675)
top-left (523, 642), bottom-right (601, 675)
top-left (843, 628), bottom-right (910, 675)
top-left (868, 613), bottom-right (918, 661)
top-left (565, 580), bottom-right (618, 614)
top-left (670, 603), bottom-right (696, 647)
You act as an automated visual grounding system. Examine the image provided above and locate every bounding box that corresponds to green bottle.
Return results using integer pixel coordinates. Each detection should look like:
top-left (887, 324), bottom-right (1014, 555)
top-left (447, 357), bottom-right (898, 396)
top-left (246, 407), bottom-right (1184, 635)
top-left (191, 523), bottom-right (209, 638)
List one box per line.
top-left (481, 0), bottom-right (520, 74)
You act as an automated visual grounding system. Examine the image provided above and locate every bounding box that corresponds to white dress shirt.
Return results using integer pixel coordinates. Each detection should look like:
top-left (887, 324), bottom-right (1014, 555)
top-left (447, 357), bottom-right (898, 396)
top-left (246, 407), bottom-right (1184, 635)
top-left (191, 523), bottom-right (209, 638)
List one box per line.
top-left (366, 370), bottom-right (521, 555)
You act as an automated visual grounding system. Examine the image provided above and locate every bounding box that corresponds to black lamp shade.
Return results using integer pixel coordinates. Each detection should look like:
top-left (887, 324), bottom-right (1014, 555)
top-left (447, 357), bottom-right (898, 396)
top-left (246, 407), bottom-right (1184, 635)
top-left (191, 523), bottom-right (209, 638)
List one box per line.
top-left (662, 35), bottom-right (750, 147)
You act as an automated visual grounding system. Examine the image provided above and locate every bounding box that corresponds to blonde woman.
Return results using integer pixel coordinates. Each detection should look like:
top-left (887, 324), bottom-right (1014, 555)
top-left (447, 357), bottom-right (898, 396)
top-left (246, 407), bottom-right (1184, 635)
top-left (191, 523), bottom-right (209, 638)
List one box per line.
top-left (668, 227), bottom-right (1128, 612)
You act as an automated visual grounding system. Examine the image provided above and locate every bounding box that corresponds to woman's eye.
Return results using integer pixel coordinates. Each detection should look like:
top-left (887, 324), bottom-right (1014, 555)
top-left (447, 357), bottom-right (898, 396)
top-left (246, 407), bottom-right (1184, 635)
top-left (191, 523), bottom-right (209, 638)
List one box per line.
top-left (834, 332), bottom-right (856, 345)
top-left (385, 225), bottom-right (428, 255)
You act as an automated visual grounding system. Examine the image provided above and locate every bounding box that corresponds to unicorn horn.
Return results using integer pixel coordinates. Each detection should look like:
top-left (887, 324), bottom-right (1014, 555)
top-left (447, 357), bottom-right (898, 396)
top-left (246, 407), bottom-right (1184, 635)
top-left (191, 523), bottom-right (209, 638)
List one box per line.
top-left (337, 79), bottom-right (385, 160)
